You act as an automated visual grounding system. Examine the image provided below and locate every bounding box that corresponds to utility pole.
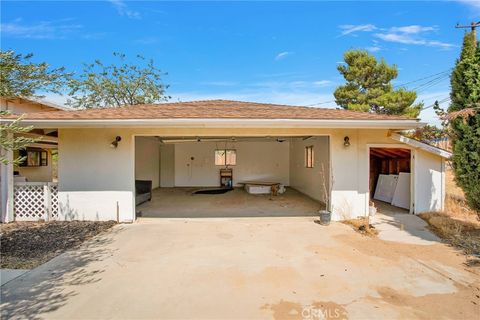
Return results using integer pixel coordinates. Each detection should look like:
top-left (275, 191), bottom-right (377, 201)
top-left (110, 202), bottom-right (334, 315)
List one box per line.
top-left (456, 21), bottom-right (480, 46)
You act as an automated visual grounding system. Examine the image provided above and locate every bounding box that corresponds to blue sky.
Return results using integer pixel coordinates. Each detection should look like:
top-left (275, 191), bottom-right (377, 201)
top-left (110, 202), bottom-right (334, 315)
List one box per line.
top-left (1, 1), bottom-right (479, 125)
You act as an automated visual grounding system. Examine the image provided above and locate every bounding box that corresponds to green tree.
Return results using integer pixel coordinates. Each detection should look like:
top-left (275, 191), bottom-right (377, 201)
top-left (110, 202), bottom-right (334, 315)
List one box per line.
top-left (406, 124), bottom-right (445, 144)
top-left (0, 112), bottom-right (36, 165)
top-left (0, 50), bottom-right (67, 99)
top-left (0, 50), bottom-right (67, 164)
top-left (67, 52), bottom-right (169, 109)
top-left (448, 31), bottom-right (480, 212)
top-left (334, 50), bottom-right (422, 117)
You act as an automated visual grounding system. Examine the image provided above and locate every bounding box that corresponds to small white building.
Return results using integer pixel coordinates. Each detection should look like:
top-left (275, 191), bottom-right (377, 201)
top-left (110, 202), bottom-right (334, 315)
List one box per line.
top-left (0, 100), bottom-right (451, 223)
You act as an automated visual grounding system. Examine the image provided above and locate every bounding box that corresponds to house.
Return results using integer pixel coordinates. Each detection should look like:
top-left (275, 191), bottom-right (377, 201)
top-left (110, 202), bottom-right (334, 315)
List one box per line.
top-left (0, 100), bottom-right (451, 223)
top-left (0, 97), bottom-right (65, 183)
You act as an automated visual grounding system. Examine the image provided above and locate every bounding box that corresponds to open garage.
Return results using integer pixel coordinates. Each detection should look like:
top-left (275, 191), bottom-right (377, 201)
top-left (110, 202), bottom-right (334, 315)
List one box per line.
top-left (134, 135), bottom-right (330, 218)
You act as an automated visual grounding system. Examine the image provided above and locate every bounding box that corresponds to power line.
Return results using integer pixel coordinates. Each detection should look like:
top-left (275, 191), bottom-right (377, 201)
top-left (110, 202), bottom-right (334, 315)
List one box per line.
top-left (414, 75), bottom-right (451, 94)
top-left (420, 97), bottom-right (451, 111)
top-left (393, 69), bottom-right (452, 89)
top-left (305, 100), bottom-right (336, 107)
top-left (304, 69), bottom-right (453, 108)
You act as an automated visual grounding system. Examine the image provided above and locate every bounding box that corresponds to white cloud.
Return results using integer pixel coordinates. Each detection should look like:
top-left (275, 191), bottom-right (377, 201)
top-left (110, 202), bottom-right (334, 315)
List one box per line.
top-left (108, 0), bottom-right (141, 19)
top-left (312, 80), bottom-right (332, 87)
top-left (339, 24), bottom-right (377, 36)
top-left (252, 80), bottom-right (333, 90)
top-left (337, 23), bottom-right (454, 50)
top-left (375, 32), bottom-right (454, 49)
top-left (365, 46), bottom-right (382, 52)
top-left (390, 25), bottom-right (436, 34)
top-left (275, 51), bottom-right (293, 61)
top-left (199, 81), bottom-right (238, 87)
top-left (457, 0), bottom-right (480, 14)
top-left (0, 18), bottom-right (82, 39)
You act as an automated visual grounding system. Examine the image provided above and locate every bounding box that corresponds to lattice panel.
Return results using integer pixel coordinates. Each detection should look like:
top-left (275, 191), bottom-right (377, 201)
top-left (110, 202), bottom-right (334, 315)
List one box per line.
top-left (50, 184), bottom-right (59, 218)
top-left (14, 184), bottom-right (45, 220)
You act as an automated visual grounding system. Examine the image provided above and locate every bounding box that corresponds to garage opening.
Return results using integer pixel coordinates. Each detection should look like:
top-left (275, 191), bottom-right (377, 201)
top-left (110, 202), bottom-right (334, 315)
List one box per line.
top-left (134, 136), bottom-right (330, 218)
top-left (370, 147), bottom-right (411, 211)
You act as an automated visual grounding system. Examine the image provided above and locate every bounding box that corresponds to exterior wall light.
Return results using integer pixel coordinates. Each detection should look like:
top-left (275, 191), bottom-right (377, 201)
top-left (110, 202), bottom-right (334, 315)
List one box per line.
top-left (343, 136), bottom-right (350, 147)
top-left (110, 136), bottom-right (122, 148)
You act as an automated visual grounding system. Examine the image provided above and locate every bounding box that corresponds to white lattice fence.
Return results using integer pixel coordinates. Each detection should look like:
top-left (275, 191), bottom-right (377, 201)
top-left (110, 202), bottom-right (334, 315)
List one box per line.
top-left (14, 182), bottom-right (59, 221)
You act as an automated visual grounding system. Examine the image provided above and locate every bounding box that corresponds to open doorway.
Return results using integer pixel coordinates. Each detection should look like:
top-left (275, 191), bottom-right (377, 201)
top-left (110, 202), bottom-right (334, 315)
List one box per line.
top-left (369, 147), bottom-right (412, 213)
top-left (134, 136), bottom-right (331, 218)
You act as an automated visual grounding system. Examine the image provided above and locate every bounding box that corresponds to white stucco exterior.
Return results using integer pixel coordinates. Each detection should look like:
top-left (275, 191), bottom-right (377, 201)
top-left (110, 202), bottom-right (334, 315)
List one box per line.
top-left (52, 127), bottom-right (447, 222)
top-left (174, 140), bottom-right (290, 187)
top-left (135, 137), bottom-right (160, 188)
top-left (290, 136), bottom-right (330, 203)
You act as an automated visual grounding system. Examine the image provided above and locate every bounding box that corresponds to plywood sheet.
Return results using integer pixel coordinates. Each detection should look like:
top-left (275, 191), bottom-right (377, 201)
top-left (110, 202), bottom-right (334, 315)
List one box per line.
top-left (374, 174), bottom-right (398, 203)
top-left (391, 172), bottom-right (411, 209)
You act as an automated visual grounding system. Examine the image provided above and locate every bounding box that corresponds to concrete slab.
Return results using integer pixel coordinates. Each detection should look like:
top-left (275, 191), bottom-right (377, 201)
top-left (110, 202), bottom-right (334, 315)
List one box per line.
top-left (372, 201), bottom-right (441, 245)
top-left (137, 187), bottom-right (324, 218)
top-left (0, 269), bottom-right (29, 286)
top-left (1, 218), bottom-right (478, 319)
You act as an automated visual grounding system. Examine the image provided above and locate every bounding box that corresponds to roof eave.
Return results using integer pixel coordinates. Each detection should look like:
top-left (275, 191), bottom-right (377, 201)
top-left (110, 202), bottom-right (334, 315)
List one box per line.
top-left (390, 132), bottom-right (452, 159)
top-left (5, 118), bottom-right (423, 129)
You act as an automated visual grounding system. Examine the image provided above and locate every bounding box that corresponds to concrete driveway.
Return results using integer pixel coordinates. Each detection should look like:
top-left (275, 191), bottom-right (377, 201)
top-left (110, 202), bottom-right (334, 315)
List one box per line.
top-left (1, 216), bottom-right (479, 319)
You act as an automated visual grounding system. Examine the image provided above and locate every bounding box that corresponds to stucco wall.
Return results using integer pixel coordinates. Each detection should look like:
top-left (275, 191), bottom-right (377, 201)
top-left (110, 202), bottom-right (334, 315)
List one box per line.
top-left (160, 144), bottom-right (175, 187)
top-left (289, 136), bottom-right (329, 203)
top-left (56, 127), bottom-right (445, 222)
top-left (414, 149), bottom-right (445, 213)
top-left (174, 141), bottom-right (290, 187)
top-left (58, 128), bottom-right (135, 222)
top-left (135, 137), bottom-right (160, 188)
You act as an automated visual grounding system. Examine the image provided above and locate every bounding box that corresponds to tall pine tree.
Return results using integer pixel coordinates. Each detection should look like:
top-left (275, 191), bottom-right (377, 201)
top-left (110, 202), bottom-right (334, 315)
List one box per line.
top-left (334, 50), bottom-right (422, 117)
top-left (449, 31), bottom-right (480, 211)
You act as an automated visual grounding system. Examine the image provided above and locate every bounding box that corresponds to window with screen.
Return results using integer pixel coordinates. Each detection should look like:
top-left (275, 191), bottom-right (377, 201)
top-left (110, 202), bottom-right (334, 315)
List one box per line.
top-left (305, 146), bottom-right (314, 168)
top-left (215, 149), bottom-right (236, 166)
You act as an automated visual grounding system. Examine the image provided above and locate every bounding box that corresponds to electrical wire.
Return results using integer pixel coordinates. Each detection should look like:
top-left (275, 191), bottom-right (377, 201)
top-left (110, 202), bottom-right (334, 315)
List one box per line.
top-left (420, 97), bottom-right (451, 111)
top-left (393, 69), bottom-right (452, 89)
top-left (303, 69), bottom-right (453, 108)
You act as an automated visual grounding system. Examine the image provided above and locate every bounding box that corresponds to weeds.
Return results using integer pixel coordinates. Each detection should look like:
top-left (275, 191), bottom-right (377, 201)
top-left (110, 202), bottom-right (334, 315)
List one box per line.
top-left (342, 217), bottom-right (378, 237)
top-left (419, 196), bottom-right (480, 265)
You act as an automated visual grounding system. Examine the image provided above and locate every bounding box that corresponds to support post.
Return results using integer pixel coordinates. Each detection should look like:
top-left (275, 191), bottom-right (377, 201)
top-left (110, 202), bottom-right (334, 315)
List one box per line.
top-left (44, 183), bottom-right (52, 221)
top-left (1, 132), bottom-right (14, 222)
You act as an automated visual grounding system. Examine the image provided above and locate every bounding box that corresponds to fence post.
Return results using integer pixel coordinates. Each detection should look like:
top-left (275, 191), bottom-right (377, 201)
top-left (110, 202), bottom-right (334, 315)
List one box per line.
top-left (44, 183), bottom-right (52, 221)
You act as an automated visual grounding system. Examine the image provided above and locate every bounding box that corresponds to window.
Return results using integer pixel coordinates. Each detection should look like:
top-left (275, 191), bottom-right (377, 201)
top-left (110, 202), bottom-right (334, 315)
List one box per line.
top-left (19, 148), bottom-right (48, 167)
top-left (305, 146), bottom-right (314, 168)
top-left (215, 149), bottom-right (236, 166)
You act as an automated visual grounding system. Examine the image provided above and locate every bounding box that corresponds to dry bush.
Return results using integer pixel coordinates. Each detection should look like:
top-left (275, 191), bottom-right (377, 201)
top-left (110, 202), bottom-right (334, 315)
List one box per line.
top-left (419, 197), bottom-right (480, 264)
top-left (443, 195), bottom-right (480, 223)
top-left (342, 217), bottom-right (378, 237)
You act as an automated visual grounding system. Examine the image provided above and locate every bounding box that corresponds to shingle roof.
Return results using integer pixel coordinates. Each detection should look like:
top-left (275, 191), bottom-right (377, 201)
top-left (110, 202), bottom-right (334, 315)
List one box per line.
top-left (2, 99), bottom-right (417, 121)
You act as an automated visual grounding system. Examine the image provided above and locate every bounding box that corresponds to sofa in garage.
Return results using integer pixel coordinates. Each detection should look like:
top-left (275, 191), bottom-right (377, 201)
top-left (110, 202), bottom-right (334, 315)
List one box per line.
top-left (135, 180), bottom-right (152, 206)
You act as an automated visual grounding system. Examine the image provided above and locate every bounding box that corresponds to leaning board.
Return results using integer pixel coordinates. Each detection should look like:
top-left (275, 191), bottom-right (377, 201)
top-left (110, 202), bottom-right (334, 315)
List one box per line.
top-left (391, 172), bottom-right (411, 209)
top-left (374, 174), bottom-right (399, 203)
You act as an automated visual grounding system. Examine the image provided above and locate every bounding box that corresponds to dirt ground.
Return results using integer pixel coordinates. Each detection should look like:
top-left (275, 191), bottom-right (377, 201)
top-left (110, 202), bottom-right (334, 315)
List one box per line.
top-left (0, 221), bottom-right (116, 269)
top-left (1, 217), bottom-right (479, 319)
